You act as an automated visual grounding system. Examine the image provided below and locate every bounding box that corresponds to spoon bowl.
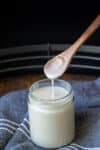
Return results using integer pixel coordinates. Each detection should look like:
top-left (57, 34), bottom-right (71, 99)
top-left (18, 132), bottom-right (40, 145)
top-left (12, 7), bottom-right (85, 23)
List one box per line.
top-left (44, 55), bottom-right (66, 79)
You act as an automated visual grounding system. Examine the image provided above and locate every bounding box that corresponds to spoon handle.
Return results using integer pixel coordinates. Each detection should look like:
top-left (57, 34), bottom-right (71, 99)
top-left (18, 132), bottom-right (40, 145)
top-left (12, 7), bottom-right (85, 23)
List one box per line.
top-left (63, 14), bottom-right (100, 57)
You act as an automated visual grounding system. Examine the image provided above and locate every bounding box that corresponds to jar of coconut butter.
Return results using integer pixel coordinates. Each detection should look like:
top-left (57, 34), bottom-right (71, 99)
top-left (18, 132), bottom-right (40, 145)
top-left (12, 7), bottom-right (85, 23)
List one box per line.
top-left (28, 79), bottom-right (75, 149)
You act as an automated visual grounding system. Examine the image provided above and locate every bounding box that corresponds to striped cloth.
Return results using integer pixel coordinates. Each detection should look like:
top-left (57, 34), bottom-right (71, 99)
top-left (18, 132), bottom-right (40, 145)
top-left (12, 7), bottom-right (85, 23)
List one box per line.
top-left (0, 78), bottom-right (100, 150)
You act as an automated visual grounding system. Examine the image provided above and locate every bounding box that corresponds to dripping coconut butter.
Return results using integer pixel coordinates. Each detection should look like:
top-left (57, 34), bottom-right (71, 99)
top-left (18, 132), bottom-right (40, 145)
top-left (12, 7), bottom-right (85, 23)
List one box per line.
top-left (28, 57), bottom-right (75, 149)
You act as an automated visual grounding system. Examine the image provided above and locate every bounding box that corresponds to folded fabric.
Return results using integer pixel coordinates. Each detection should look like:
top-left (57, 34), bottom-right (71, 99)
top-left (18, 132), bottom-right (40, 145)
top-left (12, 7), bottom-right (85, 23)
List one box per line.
top-left (0, 78), bottom-right (100, 150)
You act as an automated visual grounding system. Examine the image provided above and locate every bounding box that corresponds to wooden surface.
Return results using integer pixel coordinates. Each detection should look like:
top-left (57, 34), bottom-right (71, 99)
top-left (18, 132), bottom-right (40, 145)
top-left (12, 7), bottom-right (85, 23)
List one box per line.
top-left (0, 73), bottom-right (97, 96)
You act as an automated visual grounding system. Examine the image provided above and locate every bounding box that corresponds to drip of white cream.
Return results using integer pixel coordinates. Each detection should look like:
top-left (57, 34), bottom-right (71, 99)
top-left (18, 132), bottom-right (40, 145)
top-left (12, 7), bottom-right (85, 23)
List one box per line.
top-left (51, 79), bottom-right (55, 99)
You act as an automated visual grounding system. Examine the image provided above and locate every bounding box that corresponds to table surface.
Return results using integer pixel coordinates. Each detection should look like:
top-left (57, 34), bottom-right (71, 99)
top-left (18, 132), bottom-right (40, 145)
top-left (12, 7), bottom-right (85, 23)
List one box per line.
top-left (0, 73), bottom-right (97, 96)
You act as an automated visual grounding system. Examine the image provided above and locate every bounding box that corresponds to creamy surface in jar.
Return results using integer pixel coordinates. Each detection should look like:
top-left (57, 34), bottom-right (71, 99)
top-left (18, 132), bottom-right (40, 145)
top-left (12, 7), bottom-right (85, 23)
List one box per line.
top-left (28, 84), bottom-right (74, 149)
top-left (31, 85), bottom-right (68, 100)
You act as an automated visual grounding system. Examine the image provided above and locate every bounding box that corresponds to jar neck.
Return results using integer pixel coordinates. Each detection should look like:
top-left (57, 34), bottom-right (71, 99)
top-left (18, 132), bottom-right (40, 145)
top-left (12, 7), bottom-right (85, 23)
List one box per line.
top-left (28, 79), bottom-right (73, 105)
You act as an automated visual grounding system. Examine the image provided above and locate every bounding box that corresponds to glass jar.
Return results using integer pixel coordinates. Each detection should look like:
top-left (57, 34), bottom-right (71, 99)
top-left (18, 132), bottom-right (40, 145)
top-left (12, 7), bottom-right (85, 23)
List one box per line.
top-left (28, 79), bottom-right (75, 149)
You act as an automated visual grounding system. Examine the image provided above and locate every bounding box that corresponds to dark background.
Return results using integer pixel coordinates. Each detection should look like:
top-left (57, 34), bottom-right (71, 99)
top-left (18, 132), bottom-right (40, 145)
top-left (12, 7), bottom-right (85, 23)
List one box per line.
top-left (0, 1), bottom-right (100, 49)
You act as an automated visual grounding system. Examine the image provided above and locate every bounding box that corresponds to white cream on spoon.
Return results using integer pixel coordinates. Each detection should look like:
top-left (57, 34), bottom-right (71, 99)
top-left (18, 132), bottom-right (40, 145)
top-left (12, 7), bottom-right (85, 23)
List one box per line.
top-left (44, 56), bottom-right (65, 80)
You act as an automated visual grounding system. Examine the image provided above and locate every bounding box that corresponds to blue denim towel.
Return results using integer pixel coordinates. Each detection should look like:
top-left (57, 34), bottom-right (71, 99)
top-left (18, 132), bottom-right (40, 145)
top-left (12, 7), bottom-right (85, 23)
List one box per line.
top-left (0, 78), bottom-right (100, 150)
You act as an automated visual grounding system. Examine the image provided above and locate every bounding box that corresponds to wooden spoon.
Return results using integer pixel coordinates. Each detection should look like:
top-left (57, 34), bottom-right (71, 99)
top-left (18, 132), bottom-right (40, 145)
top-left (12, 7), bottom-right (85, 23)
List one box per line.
top-left (44, 15), bottom-right (100, 79)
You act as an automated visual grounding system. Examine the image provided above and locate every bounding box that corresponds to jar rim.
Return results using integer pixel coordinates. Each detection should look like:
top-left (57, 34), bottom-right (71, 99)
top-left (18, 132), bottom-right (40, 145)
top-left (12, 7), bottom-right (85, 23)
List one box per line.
top-left (28, 79), bottom-right (73, 104)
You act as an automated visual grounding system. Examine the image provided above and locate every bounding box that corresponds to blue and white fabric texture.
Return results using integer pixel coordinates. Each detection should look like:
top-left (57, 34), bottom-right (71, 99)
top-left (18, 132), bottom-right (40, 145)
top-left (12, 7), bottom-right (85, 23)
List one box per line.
top-left (0, 78), bottom-right (100, 150)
